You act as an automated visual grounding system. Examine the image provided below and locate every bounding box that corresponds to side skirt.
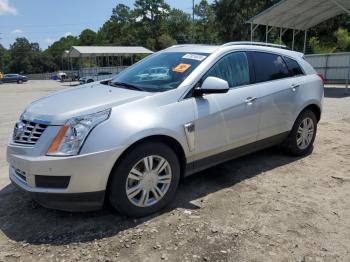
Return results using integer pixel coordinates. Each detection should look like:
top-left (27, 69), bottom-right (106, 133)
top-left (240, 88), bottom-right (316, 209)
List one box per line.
top-left (185, 131), bottom-right (290, 176)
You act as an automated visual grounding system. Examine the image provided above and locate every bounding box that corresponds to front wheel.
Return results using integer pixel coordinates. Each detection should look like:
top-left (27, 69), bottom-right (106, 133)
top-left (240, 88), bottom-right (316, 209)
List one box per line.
top-left (282, 109), bottom-right (317, 156)
top-left (109, 142), bottom-right (180, 217)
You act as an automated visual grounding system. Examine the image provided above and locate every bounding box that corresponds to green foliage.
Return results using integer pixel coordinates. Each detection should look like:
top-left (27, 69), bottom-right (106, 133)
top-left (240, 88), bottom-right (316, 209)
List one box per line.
top-left (7, 38), bottom-right (57, 74)
top-left (46, 35), bottom-right (79, 69)
top-left (309, 37), bottom-right (336, 54)
top-left (0, 44), bottom-right (10, 72)
top-left (335, 28), bottom-right (350, 51)
top-left (79, 29), bottom-right (97, 46)
top-left (166, 9), bottom-right (192, 44)
top-left (213, 0), bottom-right (278, 42)
top-left (194, 0), bottom-right (219, 44)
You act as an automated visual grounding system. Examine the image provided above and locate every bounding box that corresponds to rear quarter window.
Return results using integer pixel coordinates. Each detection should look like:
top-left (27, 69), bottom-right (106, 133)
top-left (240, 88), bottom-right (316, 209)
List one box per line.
top-left (283, 56), bottom-right (304, 76)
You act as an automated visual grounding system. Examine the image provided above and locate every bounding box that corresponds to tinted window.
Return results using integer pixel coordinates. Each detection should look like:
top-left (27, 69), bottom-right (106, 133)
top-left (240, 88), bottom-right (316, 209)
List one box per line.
top-left (252, 52), bottom-right (289, 82)
top-left (284, 57), bottom-right (304, 76)
top-left (204, 52), bottom-right (250, 88)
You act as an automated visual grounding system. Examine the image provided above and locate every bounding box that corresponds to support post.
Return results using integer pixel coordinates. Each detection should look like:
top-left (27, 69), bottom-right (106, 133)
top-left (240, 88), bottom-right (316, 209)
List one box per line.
top-left (280, 27), bottom-right (282, 43)
top-left (250, 23), bottom-right (253, 42)
top-left (292, 29), bottom-right (295, 50)
top-left (266, 25), bottom-right (268, 43)
top-left (192, 0), bottom-right (195, 43)
top-left (346, 56), bottom-right (350, 95)
top-left (303, 30), bottom-right (308, 54)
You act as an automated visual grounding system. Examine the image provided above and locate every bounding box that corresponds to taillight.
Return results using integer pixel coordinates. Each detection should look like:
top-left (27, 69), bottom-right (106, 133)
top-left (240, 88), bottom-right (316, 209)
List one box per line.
top-left (317, 74), bottom-right (325, 85)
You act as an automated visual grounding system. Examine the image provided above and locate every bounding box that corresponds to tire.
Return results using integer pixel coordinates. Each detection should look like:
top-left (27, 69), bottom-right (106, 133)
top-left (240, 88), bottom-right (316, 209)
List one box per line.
top-left (282, 109), bottom-right (317, 156)
top-left (17, 80), bottom-right (23, 84)
top-left (87, 79), bottom-right (94, 83)
top-left (109, 142), bottom-right (181, 217)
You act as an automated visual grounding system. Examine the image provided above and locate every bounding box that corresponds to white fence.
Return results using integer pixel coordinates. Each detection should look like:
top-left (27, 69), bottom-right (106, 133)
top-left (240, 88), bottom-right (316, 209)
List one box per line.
top-left (305, 52), bottom-right (350, 85)
top-left (26, 66), bottom-right (129, 80)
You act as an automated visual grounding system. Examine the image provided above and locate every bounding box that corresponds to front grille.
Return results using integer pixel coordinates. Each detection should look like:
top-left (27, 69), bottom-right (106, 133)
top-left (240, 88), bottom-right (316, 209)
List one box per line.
top-left (13, 120), bottom-right (47, 145)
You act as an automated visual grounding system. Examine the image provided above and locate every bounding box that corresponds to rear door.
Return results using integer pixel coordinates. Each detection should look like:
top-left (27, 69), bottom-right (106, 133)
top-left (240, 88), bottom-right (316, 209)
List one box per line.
top-left (193, 51), bottom-right (260, 163)
top-left (249, 51), bottom-right (297, 140)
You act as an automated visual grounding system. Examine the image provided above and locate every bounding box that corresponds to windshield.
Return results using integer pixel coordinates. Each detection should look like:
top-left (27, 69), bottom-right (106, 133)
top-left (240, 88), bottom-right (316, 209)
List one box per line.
top-left (111, 52), bottom-right (208, 92)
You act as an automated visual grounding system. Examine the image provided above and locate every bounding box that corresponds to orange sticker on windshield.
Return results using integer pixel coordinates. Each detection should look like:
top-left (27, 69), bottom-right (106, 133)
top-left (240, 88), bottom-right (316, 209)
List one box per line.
top-left (172, 63), bottom-right (191, 73)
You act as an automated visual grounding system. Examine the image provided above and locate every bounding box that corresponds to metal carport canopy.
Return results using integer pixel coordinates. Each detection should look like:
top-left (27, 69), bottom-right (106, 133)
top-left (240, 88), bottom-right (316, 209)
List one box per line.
top-left (68, 46), bottom-right (154, 58)
top-left (247, 0), bottom-right (350, 30)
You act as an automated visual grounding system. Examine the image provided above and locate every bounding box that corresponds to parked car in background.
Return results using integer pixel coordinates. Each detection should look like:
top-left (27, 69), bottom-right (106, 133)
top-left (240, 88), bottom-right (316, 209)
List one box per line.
top-left (79, 71), bottom-right (113, 84)
top-left (7, 42), bottom-right (323, 217)
top-left (57, 72), bottom-right (67, 82)
top-left (1, 74), bottom-right (28, 84)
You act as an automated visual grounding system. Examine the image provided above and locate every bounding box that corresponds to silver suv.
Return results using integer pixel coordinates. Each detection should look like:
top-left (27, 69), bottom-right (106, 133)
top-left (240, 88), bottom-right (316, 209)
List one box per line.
top-left (7, 42), bottom-right (323, 217)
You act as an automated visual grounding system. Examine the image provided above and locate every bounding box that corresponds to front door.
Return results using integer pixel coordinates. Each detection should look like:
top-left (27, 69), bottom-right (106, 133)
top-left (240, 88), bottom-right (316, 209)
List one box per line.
top-left (193, 52), bottom-right (260, 168)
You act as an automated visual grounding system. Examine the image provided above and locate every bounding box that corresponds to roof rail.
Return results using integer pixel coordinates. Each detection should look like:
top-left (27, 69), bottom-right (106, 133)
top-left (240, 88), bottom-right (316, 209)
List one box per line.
top-left (222, 41), bottom-right (289, 49)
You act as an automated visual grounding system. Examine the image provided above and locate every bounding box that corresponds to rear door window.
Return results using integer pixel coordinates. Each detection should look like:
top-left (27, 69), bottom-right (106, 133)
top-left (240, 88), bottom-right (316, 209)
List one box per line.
top-left (283, 56), bottom-right (304, 76)
top-left (251, 52), bottom-right (289, 83)
top-left (204, 52), bottom-right (250, 88)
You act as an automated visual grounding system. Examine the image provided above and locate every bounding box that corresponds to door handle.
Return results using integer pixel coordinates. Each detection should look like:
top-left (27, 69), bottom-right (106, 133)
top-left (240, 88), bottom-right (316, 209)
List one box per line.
top-left (245, 97), bottom-right (257, 104)
top-left (290, 84), bottom-right (300, 91)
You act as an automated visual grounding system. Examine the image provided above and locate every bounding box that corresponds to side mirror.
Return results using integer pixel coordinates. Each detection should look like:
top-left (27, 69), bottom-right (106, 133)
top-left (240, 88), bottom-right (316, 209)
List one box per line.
top-left (194, 76), bottom-right (229, 96)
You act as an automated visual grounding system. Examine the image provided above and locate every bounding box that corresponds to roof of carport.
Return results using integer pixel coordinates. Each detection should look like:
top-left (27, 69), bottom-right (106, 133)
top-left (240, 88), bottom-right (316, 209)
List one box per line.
top-left (247, 0), bottom-right (350, 30)
top-left (67, 46), bottom-right (154, 58)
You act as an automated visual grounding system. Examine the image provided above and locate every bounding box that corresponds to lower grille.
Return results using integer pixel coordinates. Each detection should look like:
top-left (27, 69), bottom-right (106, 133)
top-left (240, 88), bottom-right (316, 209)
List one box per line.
top-left (13, 120), bottom-right (47, 145)
top-left (35, 175), bottom-right (70, 189)
top-left (14, 168), bottom-right (26, 182)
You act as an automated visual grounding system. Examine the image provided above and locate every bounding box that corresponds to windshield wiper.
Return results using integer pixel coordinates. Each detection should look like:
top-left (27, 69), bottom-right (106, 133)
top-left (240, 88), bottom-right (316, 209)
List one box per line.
top-left (109, 81), bottom-right (146, 92)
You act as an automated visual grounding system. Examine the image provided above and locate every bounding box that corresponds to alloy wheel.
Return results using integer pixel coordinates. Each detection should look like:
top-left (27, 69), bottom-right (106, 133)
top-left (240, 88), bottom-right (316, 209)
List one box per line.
top-left (125, 155), bottom-right (172, 207)
top-left (296, 117), bottom-right (314, 150)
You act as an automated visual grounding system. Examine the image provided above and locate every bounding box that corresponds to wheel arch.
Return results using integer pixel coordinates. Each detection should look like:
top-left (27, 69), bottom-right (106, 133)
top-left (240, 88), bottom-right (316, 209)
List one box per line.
top-left (299, 104), bottom-right (321, 122)
top-left (105, 134), bottom-right (187, 200)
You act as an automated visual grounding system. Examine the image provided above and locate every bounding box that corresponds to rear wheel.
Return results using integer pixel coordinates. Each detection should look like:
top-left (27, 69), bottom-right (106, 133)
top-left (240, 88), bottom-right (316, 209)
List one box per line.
top-left (109, 142), bottom-right (180, 217)
top-left (282, 109), bottom-right (317, 156)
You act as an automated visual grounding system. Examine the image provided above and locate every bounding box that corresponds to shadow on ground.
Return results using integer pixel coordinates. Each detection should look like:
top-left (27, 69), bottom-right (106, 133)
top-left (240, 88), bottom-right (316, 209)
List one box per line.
top-left (324, 87), bottom-right (350, 98)
top-left (0, 147), bottom-right (305, 246)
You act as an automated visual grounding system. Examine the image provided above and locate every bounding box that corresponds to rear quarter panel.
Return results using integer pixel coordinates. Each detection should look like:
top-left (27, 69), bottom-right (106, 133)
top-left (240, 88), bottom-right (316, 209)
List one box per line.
top-left (294, 73), bottom-right (323, 123)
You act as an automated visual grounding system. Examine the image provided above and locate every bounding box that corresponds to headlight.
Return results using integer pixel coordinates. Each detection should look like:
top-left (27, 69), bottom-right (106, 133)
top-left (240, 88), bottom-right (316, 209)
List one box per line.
top-left (47, 109), bottom-right (111, 156)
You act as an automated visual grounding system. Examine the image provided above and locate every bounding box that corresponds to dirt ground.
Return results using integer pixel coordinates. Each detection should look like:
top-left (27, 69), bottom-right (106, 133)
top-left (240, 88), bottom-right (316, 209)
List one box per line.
top-left (0, 80), bottom-right (349, 262)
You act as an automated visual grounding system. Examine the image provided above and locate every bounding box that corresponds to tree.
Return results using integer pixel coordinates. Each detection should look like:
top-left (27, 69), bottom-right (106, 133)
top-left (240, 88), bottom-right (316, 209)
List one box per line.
top-left (194, 0), bottom-right (219, 44)
top-left (157, 33), bottom-right (176, 49)
top-left (335, 28), bottom-right (350, 51)
top-left (213, 0), bottom-right (278, 42)
top-left (8, 38), bottom-right (34, 73)
top-left (7, 37), bottom-right (57, 74)
top-left (0, 44), bottom-right (10, 72)
top-left (79, 29), bottom-right (97, 46)
top-left (134, 0), bottom-right (171, 50)
top-left (98, 4), bottom-right (138, 46)
top-left (166, 9), bottom-right (192, 44)
top-left (46, 35), bottom-right (79, 68)
top-left (309, 37), bottom-right (336, 54)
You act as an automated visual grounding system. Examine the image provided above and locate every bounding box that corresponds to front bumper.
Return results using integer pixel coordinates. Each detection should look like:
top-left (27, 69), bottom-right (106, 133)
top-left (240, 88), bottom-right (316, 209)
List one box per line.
top-left (11, 175), bottom-right (105, 212)
top-left (7, 144), bottom-right (127, 212)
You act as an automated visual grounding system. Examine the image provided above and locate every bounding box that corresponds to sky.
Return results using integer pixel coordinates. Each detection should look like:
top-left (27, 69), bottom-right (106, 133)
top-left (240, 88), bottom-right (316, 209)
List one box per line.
top-left (0, 0), bottom-right (211, 50)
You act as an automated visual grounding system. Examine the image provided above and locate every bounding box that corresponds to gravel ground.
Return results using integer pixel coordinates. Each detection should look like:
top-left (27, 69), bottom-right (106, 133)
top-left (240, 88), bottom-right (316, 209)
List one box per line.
top-left (0, 80), bottom-right (349, 262)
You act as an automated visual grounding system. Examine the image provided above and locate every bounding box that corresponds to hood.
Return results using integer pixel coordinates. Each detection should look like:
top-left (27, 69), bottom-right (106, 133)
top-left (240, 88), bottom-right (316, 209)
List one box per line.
top-left (23, 83), bottom-right (150, 124)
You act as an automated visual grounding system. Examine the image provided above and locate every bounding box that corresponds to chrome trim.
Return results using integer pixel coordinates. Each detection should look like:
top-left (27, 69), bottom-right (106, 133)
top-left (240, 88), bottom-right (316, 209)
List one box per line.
top-left (12, 119), bottom-right (48, 145)
top-left (184, 122), bottom-right (195, 152)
